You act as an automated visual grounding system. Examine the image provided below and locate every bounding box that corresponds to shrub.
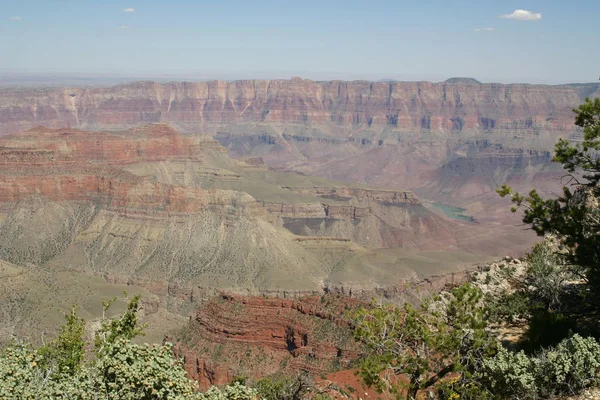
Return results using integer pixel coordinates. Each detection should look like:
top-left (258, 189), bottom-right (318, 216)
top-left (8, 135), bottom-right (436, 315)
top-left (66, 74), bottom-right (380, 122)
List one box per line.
top-left (197, 382), bottom-right (258, 400)
top-left (92, 340), bottom-right (199, 399)
top-left (524, 242), bottom-right (574, 312)
top-left (0, 295), bottom-right (258, 399)
top-left (350, 283), bottom-right (496, 400)
top-left (0, 340), bottom-right (198, 399)
top-left (483, 334), bottom-right (600, 399)
top-left (253, 374), bottom-right (312, 400)
top-left (483, 346), bottom-right (538, 399)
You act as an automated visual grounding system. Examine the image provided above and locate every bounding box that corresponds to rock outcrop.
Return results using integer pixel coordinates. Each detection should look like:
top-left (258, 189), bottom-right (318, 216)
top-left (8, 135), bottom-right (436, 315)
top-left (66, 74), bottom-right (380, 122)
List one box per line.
top-left (172, 293), bottom-right (363, 389)
top-left (281, 187), bottom-right (420, 205)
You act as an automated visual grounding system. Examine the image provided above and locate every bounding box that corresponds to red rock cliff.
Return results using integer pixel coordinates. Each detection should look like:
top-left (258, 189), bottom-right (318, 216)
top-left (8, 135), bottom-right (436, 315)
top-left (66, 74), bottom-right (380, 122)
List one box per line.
top-left (1, 79), bottom-right (598, 137)
top-left (0, 125), bottom-right (260, 216)
top-left (172, 294), bottom-right (363, 389)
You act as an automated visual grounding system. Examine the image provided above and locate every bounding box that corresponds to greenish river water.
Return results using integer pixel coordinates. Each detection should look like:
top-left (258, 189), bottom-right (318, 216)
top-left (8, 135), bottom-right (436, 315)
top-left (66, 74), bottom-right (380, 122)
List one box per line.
top-left (431, 202), bottom-right (474, 222)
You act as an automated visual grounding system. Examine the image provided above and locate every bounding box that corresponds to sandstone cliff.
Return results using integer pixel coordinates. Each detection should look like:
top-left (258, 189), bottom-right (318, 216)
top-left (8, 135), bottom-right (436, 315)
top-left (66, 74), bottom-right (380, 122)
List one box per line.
top-left (172, 293), bottom-right (363, 389)
top-left (1, 78), bottom-right (592, 222)
top-left (1, 79), bottom-right (598, 139)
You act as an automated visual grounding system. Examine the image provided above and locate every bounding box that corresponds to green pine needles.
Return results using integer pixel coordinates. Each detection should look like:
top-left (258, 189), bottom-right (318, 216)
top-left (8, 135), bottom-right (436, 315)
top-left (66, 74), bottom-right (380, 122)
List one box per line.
top-left (498, 97), bottom-right (600, 296)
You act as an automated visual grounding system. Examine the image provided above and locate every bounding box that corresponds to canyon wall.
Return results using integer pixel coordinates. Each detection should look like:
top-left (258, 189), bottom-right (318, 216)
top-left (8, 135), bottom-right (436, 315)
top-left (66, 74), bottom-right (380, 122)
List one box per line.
top-left (2, 78), bottom-right (595, 214)
top-left (1, 79), bottom-right (598, 139)
top-left (172, 294), bottom-right (363, 389)
top-left (0, 124), bottom-right (495, 308)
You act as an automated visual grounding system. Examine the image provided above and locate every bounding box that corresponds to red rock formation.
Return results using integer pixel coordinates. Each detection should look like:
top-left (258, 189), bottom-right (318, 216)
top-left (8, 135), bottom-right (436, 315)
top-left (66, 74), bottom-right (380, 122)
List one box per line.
top-left (0, 125), bottom-right (261, 217)
top-left (172, 294), bottom-right (364, 389)
top-left (1, 79), bottom-right (597, 136)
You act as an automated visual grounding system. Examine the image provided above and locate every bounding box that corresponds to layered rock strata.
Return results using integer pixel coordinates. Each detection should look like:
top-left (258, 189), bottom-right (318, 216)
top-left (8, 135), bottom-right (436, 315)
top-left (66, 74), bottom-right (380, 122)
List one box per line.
top-left (1, 79), bottom-right (598, 138)
top-left (172, 294), bottom-right (363, 389)
top-left (0, 124), bottom-right (492, 310)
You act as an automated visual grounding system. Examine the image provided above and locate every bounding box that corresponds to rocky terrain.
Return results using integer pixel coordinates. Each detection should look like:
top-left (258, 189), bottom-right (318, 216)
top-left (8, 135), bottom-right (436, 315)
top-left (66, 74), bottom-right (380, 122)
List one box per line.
top-left (2, 77), bottom-right (597, 363)
top-left (0, 123), bottom-right (499, 342)
top-left (171, 293), bottom-right (364, 389)
top-left (1, 78), bottom-right (596, 233)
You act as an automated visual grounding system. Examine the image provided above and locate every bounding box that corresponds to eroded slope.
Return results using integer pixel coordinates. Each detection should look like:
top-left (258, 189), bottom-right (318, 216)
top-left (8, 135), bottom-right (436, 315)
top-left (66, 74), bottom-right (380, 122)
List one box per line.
top-left (0, 124), bottom-right (492, 341)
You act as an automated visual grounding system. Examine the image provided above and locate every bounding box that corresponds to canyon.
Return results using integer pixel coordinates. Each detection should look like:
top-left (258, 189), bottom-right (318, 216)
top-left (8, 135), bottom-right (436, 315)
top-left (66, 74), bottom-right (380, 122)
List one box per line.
top-left (0, 123), bottom-right (495, 343)
top-left (1, 78), bottom-right (597, 217)
top-left (1, 77), bottom-right (598, 389)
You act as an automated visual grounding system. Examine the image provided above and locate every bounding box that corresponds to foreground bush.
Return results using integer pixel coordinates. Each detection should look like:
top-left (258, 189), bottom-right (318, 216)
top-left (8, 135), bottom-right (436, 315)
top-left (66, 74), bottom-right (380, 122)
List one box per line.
top-left (350, 283), bottom-right (497, 400)
top-left (484, 334), bottom-right (600, 399)
top-left (0, 295), bottom-right (257, 400)
top-left (253, 374), bottom-right (312, 400)
top-left (197, 382), bottom-right (258, 400)
top-left (0, 341), bottom-right (197, 399)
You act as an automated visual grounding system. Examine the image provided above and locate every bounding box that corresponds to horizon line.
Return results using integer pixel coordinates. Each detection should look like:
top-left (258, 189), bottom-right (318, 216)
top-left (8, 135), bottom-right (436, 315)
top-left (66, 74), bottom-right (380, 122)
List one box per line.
top-left (0, 75), bottom-right (598, 89)
top-left (0, 69), bottom-right (598, 87)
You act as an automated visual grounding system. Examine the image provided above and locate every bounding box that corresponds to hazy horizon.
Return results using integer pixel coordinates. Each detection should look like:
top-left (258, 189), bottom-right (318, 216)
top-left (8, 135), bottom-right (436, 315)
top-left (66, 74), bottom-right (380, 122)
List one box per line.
top-left (3, 0), bottom-right (600, 85)
top-left (1, 70), bottom-right (598, 89)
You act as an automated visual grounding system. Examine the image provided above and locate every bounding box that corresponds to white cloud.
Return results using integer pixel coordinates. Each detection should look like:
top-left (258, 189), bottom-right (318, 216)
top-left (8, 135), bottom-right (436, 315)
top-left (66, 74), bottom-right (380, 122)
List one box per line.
top-left (120, 25), bottom-right (130, 29)
top-left (474, 27), bottom-right (495, 32)
top-left (123, 8), bottom-right (135, 13)
top-left (8, 16), bottom-right (22, 21)
top-left (500, 9), bottom-right (542, 21)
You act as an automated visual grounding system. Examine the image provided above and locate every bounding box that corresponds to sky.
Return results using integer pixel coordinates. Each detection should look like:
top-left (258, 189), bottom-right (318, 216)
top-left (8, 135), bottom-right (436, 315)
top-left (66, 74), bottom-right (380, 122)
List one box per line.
top-left (1, 0), bottom-right (599, 84)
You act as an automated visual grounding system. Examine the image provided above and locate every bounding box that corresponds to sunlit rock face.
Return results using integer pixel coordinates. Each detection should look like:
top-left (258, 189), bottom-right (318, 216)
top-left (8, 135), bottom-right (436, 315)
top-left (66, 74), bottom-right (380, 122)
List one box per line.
top-left (1, 79), bottom-right (597, 138)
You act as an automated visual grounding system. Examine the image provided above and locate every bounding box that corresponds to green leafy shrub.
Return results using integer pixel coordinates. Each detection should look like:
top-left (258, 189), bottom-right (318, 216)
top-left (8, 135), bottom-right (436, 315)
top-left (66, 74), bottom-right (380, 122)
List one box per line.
top-left (253, 374), bottom-right (311, 400)
top-left (483, 346), bottom-right (538, 399)
top-left (0, 295), bottom-right (257, 399)
top-left (350, 283), bottom-right (497, 400)
top-left (37, 306), bottom-right (86, 377)
top-left (93, 340), bottom-right (198, 399)
top-left (486, 290), bottom-right (531, 324)
top-left (524, 242), bottom-right (573, 311)
top-left (484, 334), bottom-right (600, 399)
top-left (487, 242), bottom-right (574, 324)
top-left (197, 382), bottom-right (257, 400)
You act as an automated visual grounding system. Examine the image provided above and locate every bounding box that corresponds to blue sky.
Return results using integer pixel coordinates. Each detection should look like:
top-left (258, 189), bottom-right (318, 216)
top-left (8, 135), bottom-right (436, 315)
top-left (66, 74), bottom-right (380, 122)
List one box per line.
top-left (1, 0), bottom-right (599, 83)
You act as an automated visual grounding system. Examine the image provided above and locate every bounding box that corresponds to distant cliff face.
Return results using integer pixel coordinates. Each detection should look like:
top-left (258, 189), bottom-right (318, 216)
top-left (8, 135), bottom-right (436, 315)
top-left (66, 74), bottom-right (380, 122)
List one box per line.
top-left (1, 79), bottom-right (598, 138)
top-left (0, 79), bottom-right (590, 256)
